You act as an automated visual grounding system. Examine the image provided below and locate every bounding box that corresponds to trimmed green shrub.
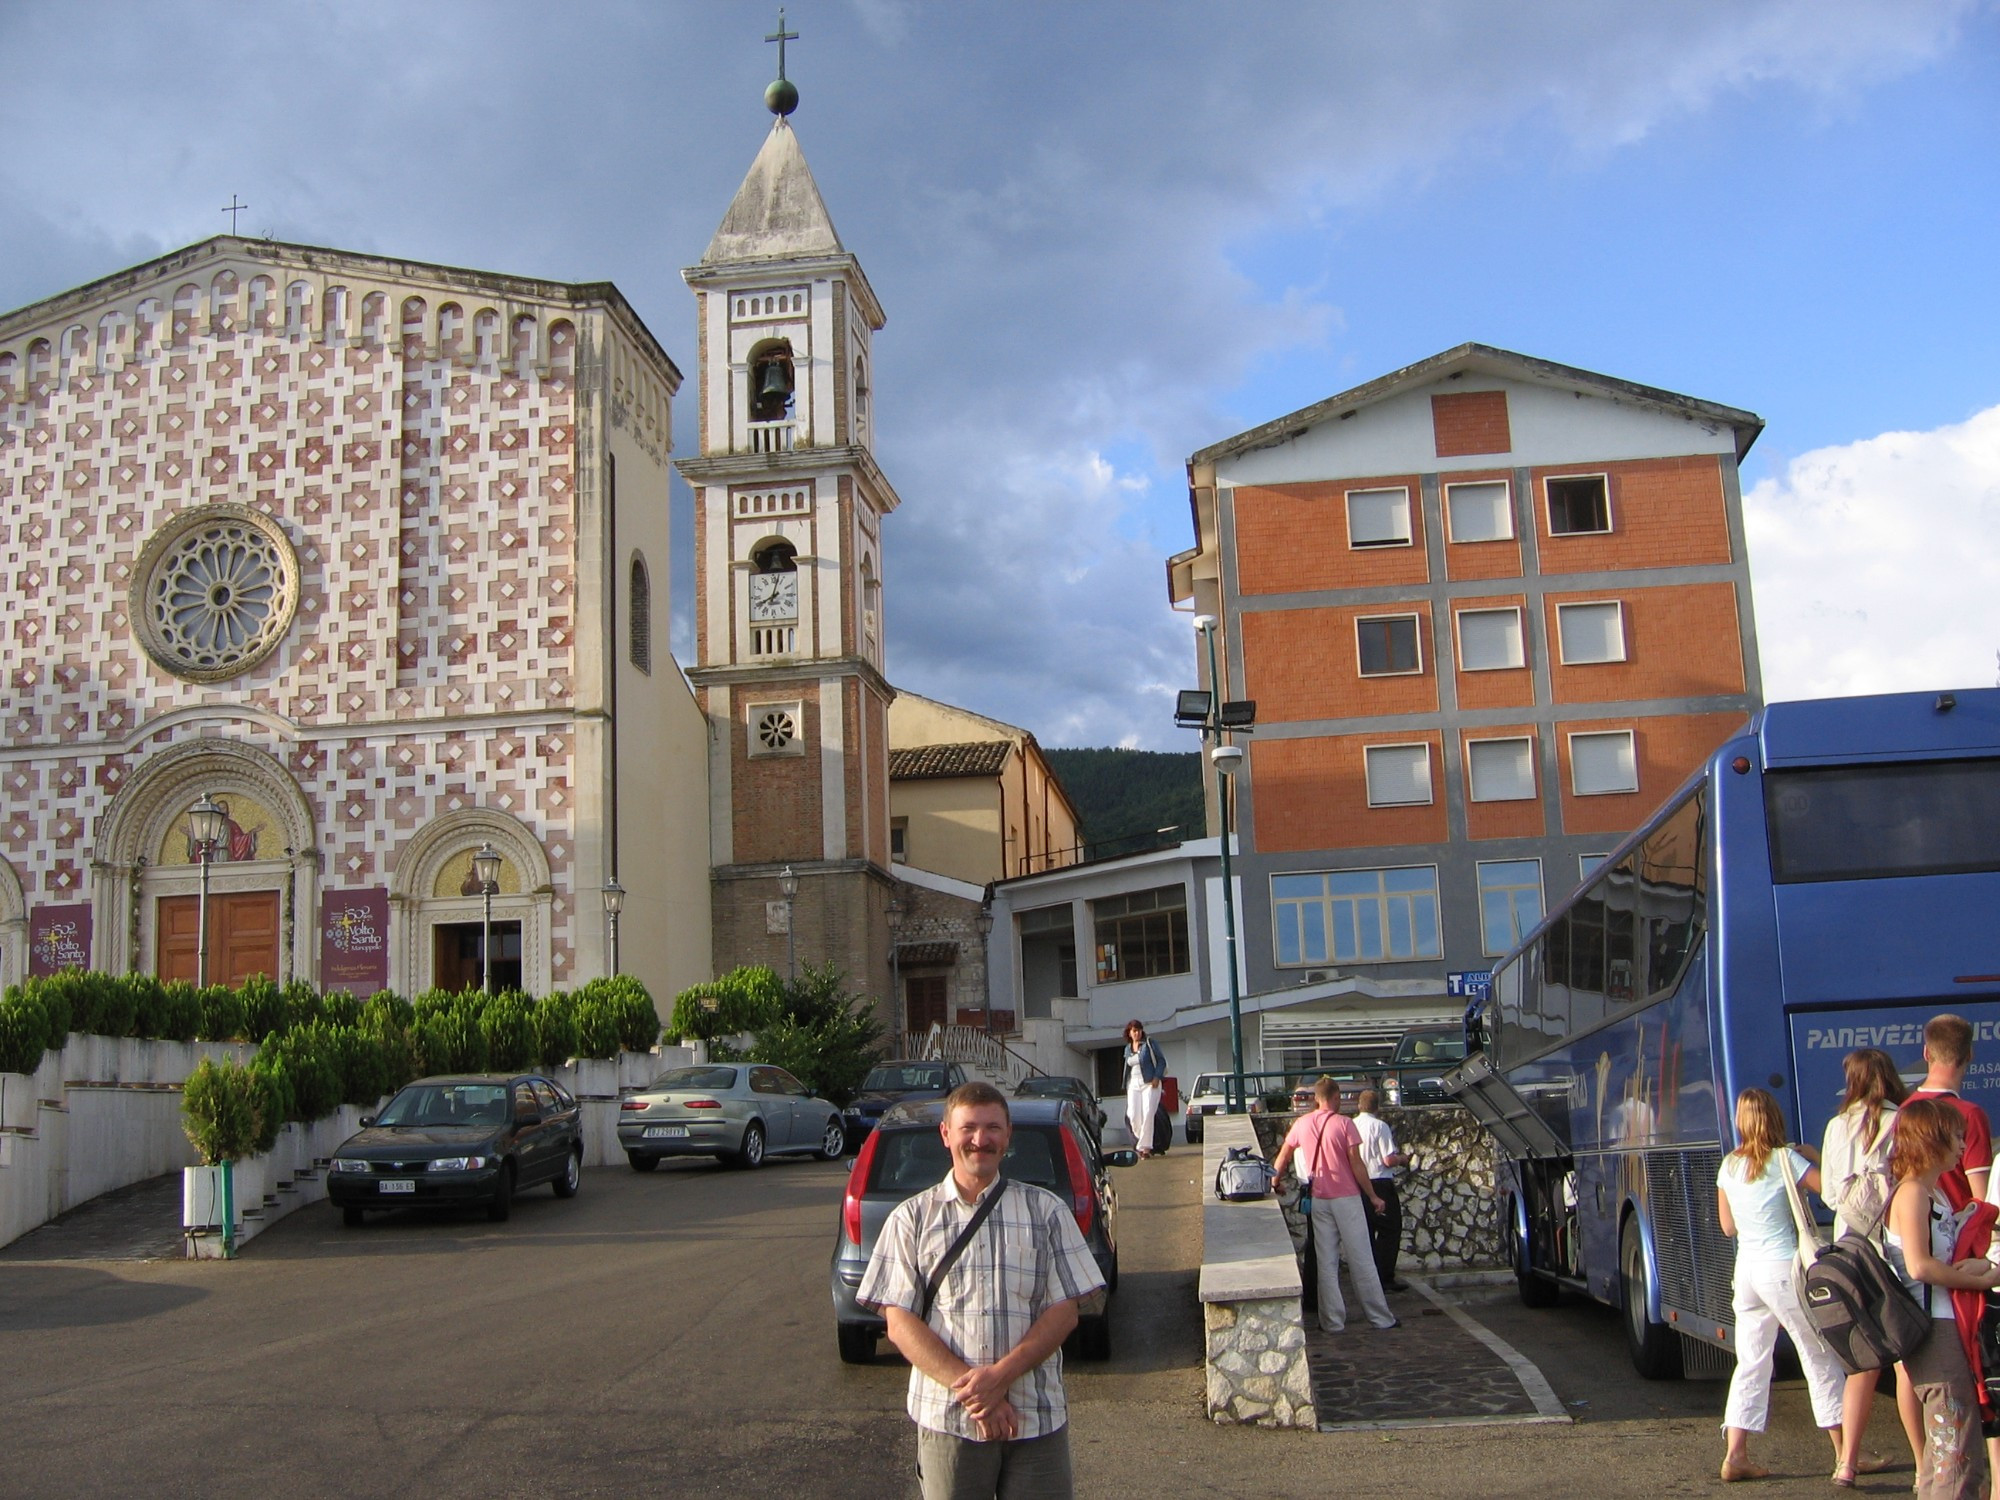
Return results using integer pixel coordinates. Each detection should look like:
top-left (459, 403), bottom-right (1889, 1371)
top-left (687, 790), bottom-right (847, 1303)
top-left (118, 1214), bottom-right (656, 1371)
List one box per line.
top-left (0, 987), bottom-right (51, 1074)
top-left (573, 995), bottom-right (622, 1060)
top-left (247, 1063), bottom-right (286, 1154)
top-left (261, 1027), bottom-right (340, 1123)
top-left (181, 1057), bottom-right (265, 1165)
top-left (412, 987), bottom-right (459, 1026)
top-left (577, 975), bottom-right (661, 1053)
top-left (669, 967), bottom-right (781, 1044)
top-left (86, 969), bottom-right (136, 1038)
top-left (480, 990), bottom-right (535, 1072)
top-left (23, 976), bottom-right (70, 1049)
top-left (197, 984), bottom-right (246, 1043)
top-left (250, 1049), bottom-right (296, 1128)
top-left (532, 991), bottom-right (579, 1069)
top-left (281, 977), bottom-right (322, 1030)
top-left (138, 975), bottom-right (200, 1042)
top-left (240, 975), bottom-right (287, 1042)
top-left (39, 971), bottom-right (84, 1039)
top-left (426, 1007), bottom-right (488, 1074)
top-left (318, 989), bottom-right (361, 1030)
top-left (359, 990), bottom-right (413, 1037)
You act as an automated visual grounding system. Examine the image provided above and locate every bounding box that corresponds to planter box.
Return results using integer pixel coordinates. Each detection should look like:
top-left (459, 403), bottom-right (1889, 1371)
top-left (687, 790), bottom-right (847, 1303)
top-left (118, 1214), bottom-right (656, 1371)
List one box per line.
top-left (183, 1162), bottom-right (229, 1233)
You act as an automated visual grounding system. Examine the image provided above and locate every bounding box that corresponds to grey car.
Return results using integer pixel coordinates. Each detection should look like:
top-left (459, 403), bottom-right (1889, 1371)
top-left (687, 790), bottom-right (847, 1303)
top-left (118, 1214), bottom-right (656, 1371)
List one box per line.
top-left (829, 1096), bottom-right (1136, 1365)
top-left (618, 1062), bottom-right (847, 1171)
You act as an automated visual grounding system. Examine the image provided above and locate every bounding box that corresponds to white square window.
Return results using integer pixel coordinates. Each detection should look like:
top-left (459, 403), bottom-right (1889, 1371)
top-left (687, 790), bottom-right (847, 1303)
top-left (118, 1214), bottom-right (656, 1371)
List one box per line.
top-left (1579, 852), bottom-right (1611, 880)
top-left (1556, 601), bottom-right (1626, 664)
top-left (1457, 607), bottom-right (1525, 672)
top-left (1347, 487), bottom-right (1412, 549)
top-left (1570, 730), bottom-right (1638, 796)
top-left (1445, 480), bottom-right (1512, 543)
top-left (1466, 737), bottom-right (1536, 802)
top-left (1364, 743), bottom-right (1432, 807)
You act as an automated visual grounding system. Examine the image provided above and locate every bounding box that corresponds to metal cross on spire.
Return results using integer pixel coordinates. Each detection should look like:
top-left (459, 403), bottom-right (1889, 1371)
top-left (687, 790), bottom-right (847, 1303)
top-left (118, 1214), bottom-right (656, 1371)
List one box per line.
top-left (220, 195), bottom-right (249, 234)
top-left (765, 9), bottom-right (798, 80)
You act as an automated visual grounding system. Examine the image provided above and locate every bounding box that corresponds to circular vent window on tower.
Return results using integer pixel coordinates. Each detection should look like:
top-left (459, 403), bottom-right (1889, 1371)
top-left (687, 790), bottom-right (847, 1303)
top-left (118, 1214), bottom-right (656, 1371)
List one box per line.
top-left (130, 502), bottom-right (301, 682)
top-left (755, 705), bottom-right (798, 752)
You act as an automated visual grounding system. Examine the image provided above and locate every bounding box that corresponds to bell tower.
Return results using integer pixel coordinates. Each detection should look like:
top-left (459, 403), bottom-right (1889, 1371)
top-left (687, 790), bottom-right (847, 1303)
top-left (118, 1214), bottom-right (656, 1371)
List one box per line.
top-left (678, 41), bottom-right (901, 1008)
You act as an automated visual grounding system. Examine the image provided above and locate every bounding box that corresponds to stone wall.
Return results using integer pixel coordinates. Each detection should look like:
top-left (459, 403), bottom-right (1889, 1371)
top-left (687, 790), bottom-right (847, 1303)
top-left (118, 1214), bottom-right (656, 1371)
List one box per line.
top-left (1204, 1298), bottom-right (1315, 1428)
top-left (1255, 1104), bottom-right (1503, 1271)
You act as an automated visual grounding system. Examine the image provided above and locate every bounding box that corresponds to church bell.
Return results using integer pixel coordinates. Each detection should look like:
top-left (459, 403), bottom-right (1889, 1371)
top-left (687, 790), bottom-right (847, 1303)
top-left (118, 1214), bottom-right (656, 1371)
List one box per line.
top-left (757, 360), bottom-right (793, 400)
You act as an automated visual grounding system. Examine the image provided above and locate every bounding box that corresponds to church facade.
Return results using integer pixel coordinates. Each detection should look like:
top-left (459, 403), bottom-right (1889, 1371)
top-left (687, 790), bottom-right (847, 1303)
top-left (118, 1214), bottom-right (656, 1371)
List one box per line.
top-left (0, 239), bottom-right (712, 1001)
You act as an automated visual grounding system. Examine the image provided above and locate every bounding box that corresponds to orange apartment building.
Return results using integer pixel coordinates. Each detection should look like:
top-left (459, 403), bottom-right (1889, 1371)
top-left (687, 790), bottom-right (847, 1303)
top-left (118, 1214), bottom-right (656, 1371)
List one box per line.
top-left (1168, 344), bottom-right (1764, 1059)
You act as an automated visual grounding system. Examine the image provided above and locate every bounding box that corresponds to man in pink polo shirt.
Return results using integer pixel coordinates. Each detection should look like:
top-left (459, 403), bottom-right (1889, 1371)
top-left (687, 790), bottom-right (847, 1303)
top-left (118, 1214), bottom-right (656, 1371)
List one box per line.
top-left (1273, 1077), bottom-right (1398, 1333)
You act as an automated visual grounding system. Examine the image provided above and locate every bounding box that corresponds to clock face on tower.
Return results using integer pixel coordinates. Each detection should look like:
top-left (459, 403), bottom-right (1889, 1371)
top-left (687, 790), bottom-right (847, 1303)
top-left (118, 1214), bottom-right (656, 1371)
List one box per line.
top-left (748, 571), bottom-right (798, 622)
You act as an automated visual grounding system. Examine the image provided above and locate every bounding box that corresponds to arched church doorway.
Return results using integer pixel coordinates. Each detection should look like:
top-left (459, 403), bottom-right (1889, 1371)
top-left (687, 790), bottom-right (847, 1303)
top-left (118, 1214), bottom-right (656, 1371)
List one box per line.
top-left (92, 736), bottom-right (319, 984)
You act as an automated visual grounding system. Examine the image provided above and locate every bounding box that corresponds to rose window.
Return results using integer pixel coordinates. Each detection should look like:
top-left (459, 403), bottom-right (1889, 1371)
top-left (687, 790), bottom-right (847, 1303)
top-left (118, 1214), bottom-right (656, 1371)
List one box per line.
top-left (756, 707), bottom-right (798, 751)
top-left (131, 503), bottom-right (300, 682)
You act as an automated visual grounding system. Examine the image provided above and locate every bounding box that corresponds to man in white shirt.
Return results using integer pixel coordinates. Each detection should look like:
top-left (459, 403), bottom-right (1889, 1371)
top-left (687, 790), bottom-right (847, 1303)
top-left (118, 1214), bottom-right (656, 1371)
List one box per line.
top-left (1353, 1089), bottom-right (1409, 1292)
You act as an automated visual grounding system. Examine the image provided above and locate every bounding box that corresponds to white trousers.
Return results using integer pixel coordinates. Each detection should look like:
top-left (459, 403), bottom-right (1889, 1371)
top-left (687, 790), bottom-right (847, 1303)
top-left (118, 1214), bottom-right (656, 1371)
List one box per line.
top-left (1126, 1079), bottom-right (1161, 1150)
top-left (1311, 1193), bottom-right (1395, 1332)
top-left (1722, 1258), bottom-right (1847, 1433)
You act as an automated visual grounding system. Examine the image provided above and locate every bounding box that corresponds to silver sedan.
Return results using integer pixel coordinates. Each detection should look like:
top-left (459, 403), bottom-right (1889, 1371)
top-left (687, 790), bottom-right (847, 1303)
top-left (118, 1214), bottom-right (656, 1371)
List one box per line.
top-left (617, 1062), bottom-right (847, 1171)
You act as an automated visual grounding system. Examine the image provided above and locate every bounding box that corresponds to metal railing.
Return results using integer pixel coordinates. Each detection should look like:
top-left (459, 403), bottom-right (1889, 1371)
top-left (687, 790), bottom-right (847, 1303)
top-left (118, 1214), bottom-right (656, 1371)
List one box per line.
top-left (905, 1022), bottom-right (1045, 1088)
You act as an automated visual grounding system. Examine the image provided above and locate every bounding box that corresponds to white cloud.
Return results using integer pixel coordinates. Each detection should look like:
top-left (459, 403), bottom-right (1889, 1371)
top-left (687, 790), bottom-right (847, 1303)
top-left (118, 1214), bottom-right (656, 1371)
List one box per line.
top-left (1745, 402), bottom-right (2000, 701)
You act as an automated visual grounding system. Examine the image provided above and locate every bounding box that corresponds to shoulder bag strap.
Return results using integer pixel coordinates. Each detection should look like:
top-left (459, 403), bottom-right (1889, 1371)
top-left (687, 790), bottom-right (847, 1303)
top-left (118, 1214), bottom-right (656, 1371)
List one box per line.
top-left (1778, 1150), bottom-right (1824, 1263)
top-left (918, 1178), bottom-right (1009, 1322)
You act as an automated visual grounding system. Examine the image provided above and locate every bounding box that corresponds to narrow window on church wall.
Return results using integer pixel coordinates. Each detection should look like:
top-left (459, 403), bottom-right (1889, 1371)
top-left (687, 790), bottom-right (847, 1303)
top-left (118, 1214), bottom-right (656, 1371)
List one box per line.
top-left (630, 553), bottom-right (652, 675)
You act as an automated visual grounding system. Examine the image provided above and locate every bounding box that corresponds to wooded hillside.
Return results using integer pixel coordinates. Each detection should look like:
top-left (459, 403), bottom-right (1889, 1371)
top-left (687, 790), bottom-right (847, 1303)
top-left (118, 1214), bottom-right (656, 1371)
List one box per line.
top-left (1044, 748), bottom-right (1206, 861)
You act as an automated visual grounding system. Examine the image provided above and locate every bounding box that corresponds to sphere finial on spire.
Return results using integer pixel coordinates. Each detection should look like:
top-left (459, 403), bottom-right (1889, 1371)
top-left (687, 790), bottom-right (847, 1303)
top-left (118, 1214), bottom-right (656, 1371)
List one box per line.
top-left (764, 9), bottom-right (799, 117)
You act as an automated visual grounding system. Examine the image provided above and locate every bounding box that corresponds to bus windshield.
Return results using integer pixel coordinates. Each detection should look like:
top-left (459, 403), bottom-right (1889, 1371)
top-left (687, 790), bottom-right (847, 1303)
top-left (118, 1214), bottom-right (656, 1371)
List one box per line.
top-left (1765, 759), bottom-right (2000, 883)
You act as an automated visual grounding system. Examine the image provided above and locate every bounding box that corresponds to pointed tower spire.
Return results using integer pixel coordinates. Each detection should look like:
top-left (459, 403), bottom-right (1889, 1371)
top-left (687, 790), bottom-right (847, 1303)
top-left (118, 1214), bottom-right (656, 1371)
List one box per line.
top-left (701, 120), bottom-right (844, 265)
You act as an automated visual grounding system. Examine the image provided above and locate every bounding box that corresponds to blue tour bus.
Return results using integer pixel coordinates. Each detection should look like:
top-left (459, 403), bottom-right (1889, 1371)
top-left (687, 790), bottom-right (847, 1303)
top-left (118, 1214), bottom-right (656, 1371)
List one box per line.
top-left (1446, 687), bottom-right (2000, 1377)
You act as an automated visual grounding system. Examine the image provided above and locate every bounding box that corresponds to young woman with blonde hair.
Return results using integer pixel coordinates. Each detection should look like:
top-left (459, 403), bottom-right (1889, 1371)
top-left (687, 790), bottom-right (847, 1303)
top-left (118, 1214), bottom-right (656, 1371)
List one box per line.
top-left (1821, 1048), bottom-right (1915, 1484)
top-left (1885, 1096), bottom-right (2000, 1499)
top-left (1716, 1088), bottom-right (1849, 1482)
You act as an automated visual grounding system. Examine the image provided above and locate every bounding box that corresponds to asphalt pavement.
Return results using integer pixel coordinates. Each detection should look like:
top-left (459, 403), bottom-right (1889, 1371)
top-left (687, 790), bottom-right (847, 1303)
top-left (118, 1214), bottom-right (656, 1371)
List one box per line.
top-left (0, 1144), bottom-right (1921, 1498)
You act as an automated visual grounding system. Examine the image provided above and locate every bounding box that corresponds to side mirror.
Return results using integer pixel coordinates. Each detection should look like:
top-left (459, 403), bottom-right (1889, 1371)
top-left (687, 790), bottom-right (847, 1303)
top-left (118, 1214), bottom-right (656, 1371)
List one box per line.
top-left (1105, 1149), bottom-right (1140, 1168)
top-left (359, 1116), bottom-right (376, 1129)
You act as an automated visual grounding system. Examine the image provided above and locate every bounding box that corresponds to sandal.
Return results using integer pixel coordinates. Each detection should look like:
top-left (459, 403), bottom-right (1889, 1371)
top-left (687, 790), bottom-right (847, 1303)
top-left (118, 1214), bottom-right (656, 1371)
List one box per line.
top-left (1852, 1454), bottom-right (1895, 1475)
top-left (1831, 1464), bottom-right (1855, 1488)
top-left (1719, 1458), bottom-right (1770, 1482)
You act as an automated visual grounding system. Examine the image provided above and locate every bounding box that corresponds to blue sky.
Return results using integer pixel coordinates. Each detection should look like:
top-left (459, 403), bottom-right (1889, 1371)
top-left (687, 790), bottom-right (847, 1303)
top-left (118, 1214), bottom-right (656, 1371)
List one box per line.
top-left (2, 1), bottom-right (1995, 745)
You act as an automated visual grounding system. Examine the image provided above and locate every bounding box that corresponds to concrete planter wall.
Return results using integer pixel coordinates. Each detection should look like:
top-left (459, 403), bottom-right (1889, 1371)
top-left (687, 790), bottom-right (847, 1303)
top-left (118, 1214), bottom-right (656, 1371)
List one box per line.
top-left (6, 1038), bottom-right (695, 1255)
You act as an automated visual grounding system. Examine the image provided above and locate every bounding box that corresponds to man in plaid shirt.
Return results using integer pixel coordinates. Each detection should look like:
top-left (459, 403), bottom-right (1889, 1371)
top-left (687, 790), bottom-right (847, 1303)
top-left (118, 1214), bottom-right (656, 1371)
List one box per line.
top-left (859, 1081), bottom-right (1106, 1499)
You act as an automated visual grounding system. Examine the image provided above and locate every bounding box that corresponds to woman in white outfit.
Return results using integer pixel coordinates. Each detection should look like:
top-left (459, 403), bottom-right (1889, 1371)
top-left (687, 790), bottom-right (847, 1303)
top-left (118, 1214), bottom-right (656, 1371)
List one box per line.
top-left (1122, 1020), bottom-right (1165, 1158)
top-left (1820, 1046), bottom-right (1913, 1485)
top-left (1715, 1087), bottom-right (1850, 1483)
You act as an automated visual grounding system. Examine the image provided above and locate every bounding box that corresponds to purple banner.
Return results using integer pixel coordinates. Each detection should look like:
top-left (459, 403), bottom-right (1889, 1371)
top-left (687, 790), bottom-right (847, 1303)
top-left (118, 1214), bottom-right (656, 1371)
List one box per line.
top-left (29, 904), bottom-right (92, 976)
top-left (320, 887), bottom-right (390, 994)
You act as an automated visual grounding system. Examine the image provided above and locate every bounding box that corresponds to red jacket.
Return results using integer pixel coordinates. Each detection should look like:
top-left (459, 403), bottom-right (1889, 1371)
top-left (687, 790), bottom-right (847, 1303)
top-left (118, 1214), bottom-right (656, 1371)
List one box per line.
top-left (1948, 1200), bottom-right (2000, 1416)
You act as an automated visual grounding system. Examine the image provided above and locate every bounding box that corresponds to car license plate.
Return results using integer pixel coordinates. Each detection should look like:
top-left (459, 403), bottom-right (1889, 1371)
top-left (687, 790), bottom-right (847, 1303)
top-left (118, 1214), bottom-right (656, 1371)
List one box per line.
top-left (643, 1125), bottom-right (687, 1139)
top-left (379, 1179), bottom-right (416, 1194)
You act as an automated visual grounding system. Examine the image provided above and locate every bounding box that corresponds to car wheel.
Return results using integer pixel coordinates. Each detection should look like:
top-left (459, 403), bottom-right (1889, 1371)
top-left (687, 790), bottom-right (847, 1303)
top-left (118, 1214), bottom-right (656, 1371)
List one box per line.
top-left (342, 1205), bottom-right (364, 1228)
top-left (1069, 1315), bottom-right (1112, 1362)
top-left (1509, 1193), bottom-right (1560, 1309)
top-left (1185, 1119), bottom-right (1202, 1145)
top-left (627, 1152), bottom-right (660, 1173)
top-left (734, 1121), bottom-right (766, 1170)
top-left (837, 1324), bottom-right (876, 1364)
top-left (553, 1148), bottom-right (581, 1198)
top-left (487, 1162), bottom-right (515, 1222)
top-left (818, 1117), bottom-right (846, 1161)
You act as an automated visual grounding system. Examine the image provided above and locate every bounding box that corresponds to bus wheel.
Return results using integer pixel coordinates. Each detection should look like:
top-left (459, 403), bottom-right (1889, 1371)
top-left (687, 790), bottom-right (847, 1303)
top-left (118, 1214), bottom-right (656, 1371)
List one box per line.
top-left (1620, 1216), bottom-right (1684, 1380)
top-left (1510, 1195), bottom-right (1559, 1308)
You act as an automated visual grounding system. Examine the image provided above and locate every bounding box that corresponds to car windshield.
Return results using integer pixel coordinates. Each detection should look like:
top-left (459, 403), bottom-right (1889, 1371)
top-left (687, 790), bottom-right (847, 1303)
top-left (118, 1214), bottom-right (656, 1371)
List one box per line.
top-left (1397, 1033), bottom-right (1466, 1064)
top-left (863, 1065), bottom-right (946, 1092)
top-left (376, 1083), bottom-right (510, 1128)
top-left (649, 1066), bottom-right (739, 1091)
top-left (1015, 1078), bottom-right (1073, 1096)
top-left (867, 1126), bottom-right (1066, 1195)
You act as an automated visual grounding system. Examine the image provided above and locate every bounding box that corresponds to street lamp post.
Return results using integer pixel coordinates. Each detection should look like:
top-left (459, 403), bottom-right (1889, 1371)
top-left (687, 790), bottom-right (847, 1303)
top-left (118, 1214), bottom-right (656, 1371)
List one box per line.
top-left (886, 894), bottom-right (905, 1038)
top-left (186, 793), bottom-right (228, 989)
top-left (602, 879), bottom-right (625, 977)
top-left (779, 865), bottom-right (799, 982)
top-left (974, 902), bottom-right (996, 1033)
top-left (472, 842), bottom-right (502, 994)
top-left (1178, 615), bottom-right (1257, 1114)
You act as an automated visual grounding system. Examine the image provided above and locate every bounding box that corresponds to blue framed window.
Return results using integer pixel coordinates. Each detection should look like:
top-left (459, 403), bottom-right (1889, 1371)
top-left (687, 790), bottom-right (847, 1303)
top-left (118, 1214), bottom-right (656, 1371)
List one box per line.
top-left (1273, 867), bottom-right (1441, 965)
top-left (1476, 859), bottom-right (1545, 957)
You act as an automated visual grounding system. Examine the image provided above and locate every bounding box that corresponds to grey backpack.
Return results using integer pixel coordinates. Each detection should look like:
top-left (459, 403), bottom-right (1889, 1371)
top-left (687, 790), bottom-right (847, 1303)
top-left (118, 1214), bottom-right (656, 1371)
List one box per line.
top-left (1215, 1146), bottom-right (1275, 1201)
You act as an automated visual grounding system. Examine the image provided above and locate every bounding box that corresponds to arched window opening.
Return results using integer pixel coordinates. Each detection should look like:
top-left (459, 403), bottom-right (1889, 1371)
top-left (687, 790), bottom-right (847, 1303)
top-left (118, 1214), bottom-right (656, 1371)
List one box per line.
top-left (854, 355), bottom-right (869, 419)
top-left (748, 339), bottom-right (794, 423)
top-left (629, 553), bottom-right (652, 674)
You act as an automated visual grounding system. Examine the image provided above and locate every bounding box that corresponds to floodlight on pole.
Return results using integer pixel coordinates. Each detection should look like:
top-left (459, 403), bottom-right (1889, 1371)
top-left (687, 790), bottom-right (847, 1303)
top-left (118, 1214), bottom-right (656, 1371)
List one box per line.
top-left (187, 793), bottom-right (228, 990)
top-left (602, 879), bottom-right (626, 976)
top-left (779, 865), bottom-right (798, 981)
top-left (1187, 613), bottom-right (1253, 1115)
